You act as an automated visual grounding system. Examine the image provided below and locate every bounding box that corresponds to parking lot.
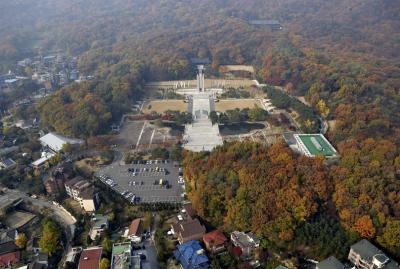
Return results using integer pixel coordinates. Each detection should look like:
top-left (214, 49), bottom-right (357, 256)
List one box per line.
top-left (97, 160), bottom-right (185, 204)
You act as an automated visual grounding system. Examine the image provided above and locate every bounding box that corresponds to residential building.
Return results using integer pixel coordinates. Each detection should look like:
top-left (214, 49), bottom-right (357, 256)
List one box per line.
top-left (111, 243), bottom-right (132, 269)
top-left (171, 217), bottom-right (206, 244)
top-left (39, 132), bottom-right (83, 153)
top-left (0, 229), bottom-right (20, 267)
top-left (316, 256), bottom-right (344, 269)
top-left (125, 218), bottom-right (143, 243)
top-left (89, 215), bottom-right (108, 240)
top-left (203, 230), bottom-right (227, 254)
top-left (173, 240), bottom-right (210, 269)
top-left (182, 202), bottom-right (197, 219)
top-left (230, 231), bottom-right (260, 260)
top-left (44, 162), bottom-right (74, 194)
top-left (78, 247), bottom-right (102, 269)
top-left (65, 177), bottom-right (99, 212)
top-left (0, 158), bottom-right (16, 170)
top-left (348, 239), bottom-right (399, 269)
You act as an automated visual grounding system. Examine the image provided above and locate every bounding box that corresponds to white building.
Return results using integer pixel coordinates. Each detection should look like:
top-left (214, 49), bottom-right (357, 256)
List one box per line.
top-left (89, 215), bottom-right (109, 240)
top-left (348, 240), bottom-right (399, 269)
top-left (31, 152), bottom-right (56, 168)
top-left (65, 177), bottom-right (99, 212)
top-left (39, 132), bottom-right (83, 153)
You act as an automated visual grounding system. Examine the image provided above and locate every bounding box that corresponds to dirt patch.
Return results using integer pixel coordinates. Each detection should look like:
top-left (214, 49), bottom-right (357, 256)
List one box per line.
top-left (297, 96), bottom-right (310, 106)
top-left (215, 99), bottom-right (262, 112)
top-left (143, 100), bottom-right (188, 114)
top-left (328, 120), bottom-right (337, 131)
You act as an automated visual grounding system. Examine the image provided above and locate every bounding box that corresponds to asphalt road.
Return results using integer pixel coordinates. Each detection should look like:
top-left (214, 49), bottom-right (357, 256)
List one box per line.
top-left (1, 188), bottom-right (76, 257)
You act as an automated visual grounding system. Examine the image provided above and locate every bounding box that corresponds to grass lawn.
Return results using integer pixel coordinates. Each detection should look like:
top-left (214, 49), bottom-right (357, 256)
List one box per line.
top-left (143, 100), bottom-right (188, 114)
top-left (215, 99), bottom-right (262, 112)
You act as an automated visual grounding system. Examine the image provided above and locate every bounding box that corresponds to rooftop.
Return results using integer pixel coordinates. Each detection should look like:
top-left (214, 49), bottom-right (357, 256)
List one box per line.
top-left (173, 240), bottom-right (209, 269)
top-left (294, 133), bottom-right (338, 157)
top-left (3, 211), bottom-right (36, 229)
top-left (128, 218), bottom-right (142, 237)
top-left (111, 243), bottom-right (132, 269)
top-left (203, 230), bottom-right (227, 246)
top-left (78, 247), bottom-right (102, 269)
top-left (0, 229), bottom-right (17, 244)
top-left (317, 256), bottom-right (344, 269)
top-left (231, 231), bottom-right (260, 248)
top-left (0, 158), bottom-right (16, 169)
top-left (91, 214), bottom-right (108, 229)
top-left (350, 240), bottom-right (399, 269)
top-left (172, 218), bottom-right (206, 240)
top-left (182, 203), bottom-right (196, 219)
top-left (39, 132), bottom-right (83, 152)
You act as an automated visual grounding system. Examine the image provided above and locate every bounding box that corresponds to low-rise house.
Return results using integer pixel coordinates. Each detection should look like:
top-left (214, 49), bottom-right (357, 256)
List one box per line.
top-left (0, 158), bottom-right (16, 170)
top-left (348, 239), bottom-right (399, 269)
top-left (203, 230), bottom-right (227, 254)
top-left (173, 240), bottom-right (210, 269)
top-left (111, 243), bottom-right (132, 269)
top-left (182, 202), bottom-right (197, 219)
top-left (78, 247), bottom-right (102, 269)
top-left (171, 217), bottom-right (206, 244)
top-left (125, 218), bottom-right (143, 243)
top-left (0, 229), bottom-right (20, 267)
top-left (316, 256), bottom-right (344, 269)
top-left (45, 161), bottom-right (74, 194)
top-left (65, 247), bottom-right (83, 265)
top-left (230, 231), bottom-right (260, 260)
top-left (65, 177), bottom-right (99, 212)
top-left (89, 215), bottom-right (108, 240)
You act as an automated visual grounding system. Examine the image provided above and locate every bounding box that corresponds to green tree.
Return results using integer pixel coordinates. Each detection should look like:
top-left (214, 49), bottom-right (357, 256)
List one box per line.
top-left (39, 219), bottom-right (61, 256)
top-left (209, 111), bottom-right (219, 124)
top-left (102, 238), bottom-right (113, 255)
top-left (170, 144), bottom-right (183, 161)
top-left (248, 106), bottom-right (268, 121)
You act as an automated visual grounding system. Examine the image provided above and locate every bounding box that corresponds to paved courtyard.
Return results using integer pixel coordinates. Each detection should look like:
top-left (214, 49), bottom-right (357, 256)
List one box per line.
top-left (97, 161), bottom-right (184, 203)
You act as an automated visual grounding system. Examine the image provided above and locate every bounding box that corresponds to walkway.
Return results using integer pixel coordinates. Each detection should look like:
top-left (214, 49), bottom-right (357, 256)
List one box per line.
top-left (183, 92), bottom-right (223, 152)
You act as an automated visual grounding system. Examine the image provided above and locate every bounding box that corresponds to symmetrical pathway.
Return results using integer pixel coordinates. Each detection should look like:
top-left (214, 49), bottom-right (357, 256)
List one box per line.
top-left (183, 92), bottom-right (223, 152)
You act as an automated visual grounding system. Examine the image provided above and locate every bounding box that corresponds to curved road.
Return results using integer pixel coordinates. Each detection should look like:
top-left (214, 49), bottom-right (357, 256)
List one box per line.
top-left (2, 188), bottom-right (76, 256)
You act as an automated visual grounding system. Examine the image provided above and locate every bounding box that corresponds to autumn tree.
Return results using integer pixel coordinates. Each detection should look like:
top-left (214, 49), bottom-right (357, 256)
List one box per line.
top-left (378, 220), bottom-right (400, 257)
top-left (354, 215), bottom-right (376, 239)
top-left (99, 258), bottom-right (110, 269)
top-left (15, 233), bottom-right (27, 249)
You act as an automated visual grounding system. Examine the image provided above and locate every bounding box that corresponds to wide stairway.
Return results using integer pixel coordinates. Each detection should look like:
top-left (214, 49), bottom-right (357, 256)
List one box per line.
top-left (183, 93), bottom-right (223, 152)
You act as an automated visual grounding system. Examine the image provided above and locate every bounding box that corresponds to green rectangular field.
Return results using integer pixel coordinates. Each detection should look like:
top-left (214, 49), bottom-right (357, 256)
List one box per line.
top-left (298, 134), bottom-right (337, 157)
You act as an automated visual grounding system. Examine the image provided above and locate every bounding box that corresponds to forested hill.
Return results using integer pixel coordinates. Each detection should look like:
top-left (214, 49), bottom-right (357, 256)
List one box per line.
top-left (0, 0), bottom-right (399, 74)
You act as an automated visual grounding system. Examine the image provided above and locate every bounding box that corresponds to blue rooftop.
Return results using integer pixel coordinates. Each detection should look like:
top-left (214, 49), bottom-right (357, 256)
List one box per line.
top-left (173, 240), bottom-right (209, 269)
